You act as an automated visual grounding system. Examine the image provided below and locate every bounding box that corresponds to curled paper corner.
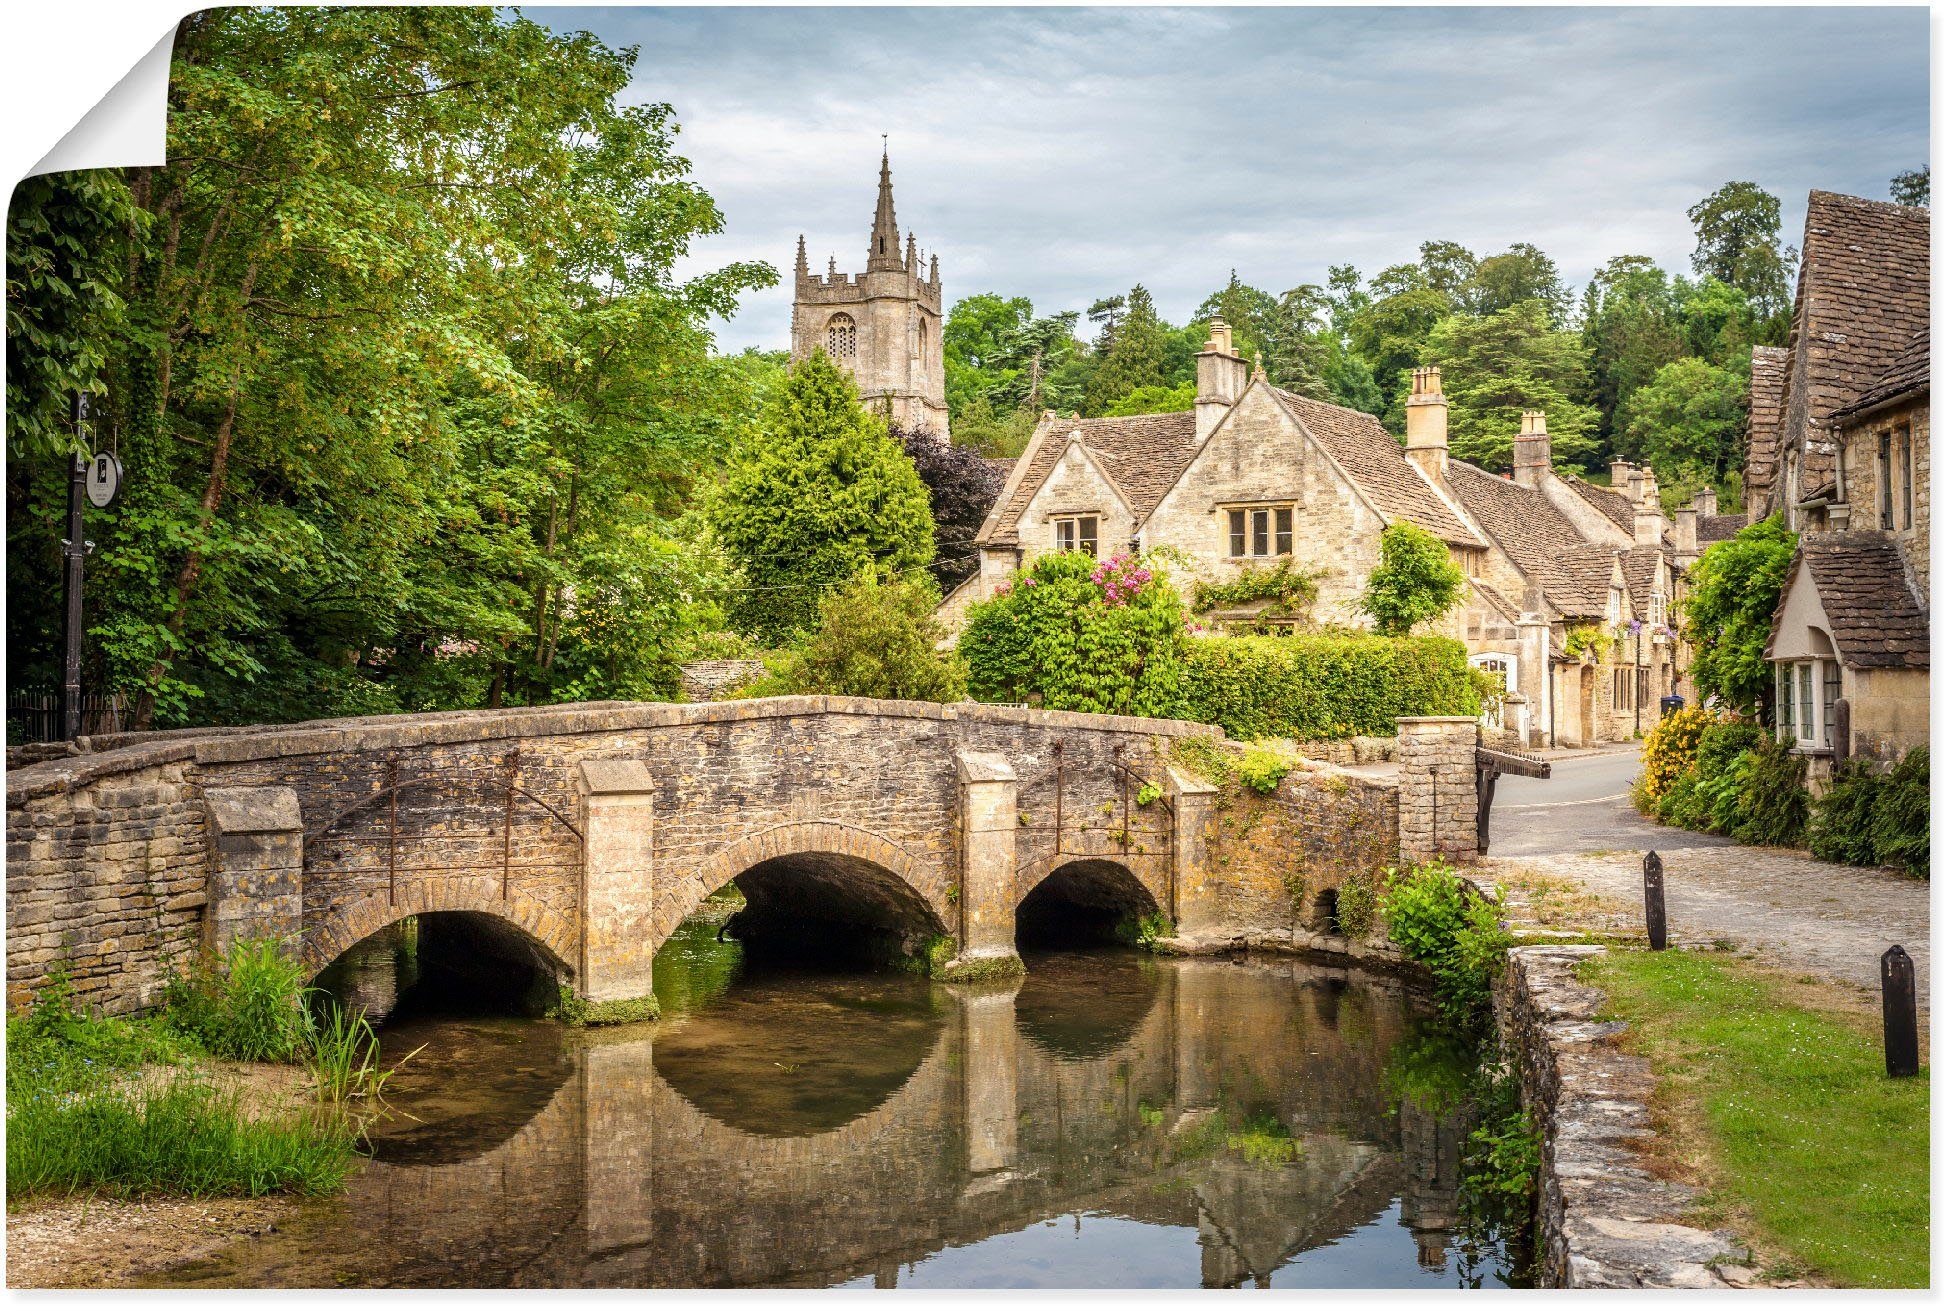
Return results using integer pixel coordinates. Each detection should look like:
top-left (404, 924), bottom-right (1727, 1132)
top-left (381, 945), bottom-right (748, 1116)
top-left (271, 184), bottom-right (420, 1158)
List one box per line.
top-left (31, 28), bottom-right (175, 178)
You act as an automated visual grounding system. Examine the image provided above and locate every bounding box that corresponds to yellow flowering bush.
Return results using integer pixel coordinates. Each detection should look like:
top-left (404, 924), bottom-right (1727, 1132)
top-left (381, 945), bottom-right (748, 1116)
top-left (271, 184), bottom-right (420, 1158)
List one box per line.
top-left (1638, 705), bottom-right (1718, 804)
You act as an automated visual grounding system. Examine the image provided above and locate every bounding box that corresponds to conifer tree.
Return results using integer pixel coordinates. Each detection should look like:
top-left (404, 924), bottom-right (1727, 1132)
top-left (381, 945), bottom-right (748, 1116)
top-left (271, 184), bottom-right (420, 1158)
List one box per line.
top-left (714, 352), bottom-right (936, 642)
top-left (1086, 284), bottom-right (1167, 414)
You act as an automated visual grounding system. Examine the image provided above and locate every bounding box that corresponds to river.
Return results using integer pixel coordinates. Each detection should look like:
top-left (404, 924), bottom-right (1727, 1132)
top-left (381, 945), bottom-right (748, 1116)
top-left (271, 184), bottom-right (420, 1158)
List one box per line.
top-left (147, 918), bottom-right (1521, 1288)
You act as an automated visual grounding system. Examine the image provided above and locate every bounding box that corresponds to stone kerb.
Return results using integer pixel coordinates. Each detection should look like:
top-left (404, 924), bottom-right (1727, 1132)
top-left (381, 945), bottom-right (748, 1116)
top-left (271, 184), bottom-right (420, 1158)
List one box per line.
top-left (1396, 716), bottom-right (1479, 864)
top-left (204, 786), bottom-right (303, 951)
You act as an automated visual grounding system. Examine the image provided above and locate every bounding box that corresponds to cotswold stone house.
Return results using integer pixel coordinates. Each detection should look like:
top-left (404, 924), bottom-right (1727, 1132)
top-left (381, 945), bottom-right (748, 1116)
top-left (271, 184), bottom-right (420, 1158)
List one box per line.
top-left (1754, 191), bottom-right (1930, 768)
top-left (792, 149), bottom-right (950, 436)
top-left (950, 321), bottom-right (1710, 747)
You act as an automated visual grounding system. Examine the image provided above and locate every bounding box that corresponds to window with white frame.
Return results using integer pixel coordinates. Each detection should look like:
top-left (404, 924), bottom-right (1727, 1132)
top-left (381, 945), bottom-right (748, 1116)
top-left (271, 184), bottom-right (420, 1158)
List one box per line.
top-left (1054, 515), bottom-right (1099, 557)
top-left (1226, 505), bottom-right (1294, 558)
top-left (1774, 657), bottom-right (1842, 748)
top-left (1647, 590), bottom-right (1666, 628)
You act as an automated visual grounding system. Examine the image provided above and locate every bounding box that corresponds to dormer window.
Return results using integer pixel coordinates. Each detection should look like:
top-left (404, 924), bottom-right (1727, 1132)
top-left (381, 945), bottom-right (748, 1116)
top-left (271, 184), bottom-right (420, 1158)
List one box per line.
top-left (1227, 505), bottom-right (1293, 558)
top-left (1054, 515), bottom-right (1098, 557)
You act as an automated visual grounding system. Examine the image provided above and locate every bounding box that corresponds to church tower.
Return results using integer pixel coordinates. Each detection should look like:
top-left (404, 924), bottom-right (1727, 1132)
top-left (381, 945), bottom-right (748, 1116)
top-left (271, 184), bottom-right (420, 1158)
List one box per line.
top-left (791, 147), bottom-right (949, 436)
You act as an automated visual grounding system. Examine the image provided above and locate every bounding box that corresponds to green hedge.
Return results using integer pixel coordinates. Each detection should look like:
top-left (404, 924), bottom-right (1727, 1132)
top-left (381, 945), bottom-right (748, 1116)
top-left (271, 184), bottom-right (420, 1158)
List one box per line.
top-left (1177, 632), bottom-right (1480, 740)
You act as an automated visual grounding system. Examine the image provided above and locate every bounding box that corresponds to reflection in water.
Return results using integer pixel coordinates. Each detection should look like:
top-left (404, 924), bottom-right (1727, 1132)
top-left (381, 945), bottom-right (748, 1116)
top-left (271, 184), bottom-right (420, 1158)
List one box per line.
top-left (153, 922), bottom-right (1517, 1289)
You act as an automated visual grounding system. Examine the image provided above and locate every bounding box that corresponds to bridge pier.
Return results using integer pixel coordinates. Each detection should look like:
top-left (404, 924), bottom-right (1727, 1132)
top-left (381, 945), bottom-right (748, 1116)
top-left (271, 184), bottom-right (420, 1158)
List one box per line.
top-left (943, 751), bottom-right (1024, 979)
top-left (203, 786), bottom-right (304, 953)
top-left (958, 980), bottom-right (1022, 1175)
top-left (1166, 768), bottom-right (1221, 939)
top-left (576, 760), bottom-right (661, 1022)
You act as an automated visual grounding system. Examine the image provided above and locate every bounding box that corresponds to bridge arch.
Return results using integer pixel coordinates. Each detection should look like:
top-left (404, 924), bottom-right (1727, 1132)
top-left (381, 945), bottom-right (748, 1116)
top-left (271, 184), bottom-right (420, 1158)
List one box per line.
top-left (664, 821), bottom-right (949, 962)
top-left (1015, 857), bottom-right (1163, 949)
top-left (303, 878), bottom-right (578, 984)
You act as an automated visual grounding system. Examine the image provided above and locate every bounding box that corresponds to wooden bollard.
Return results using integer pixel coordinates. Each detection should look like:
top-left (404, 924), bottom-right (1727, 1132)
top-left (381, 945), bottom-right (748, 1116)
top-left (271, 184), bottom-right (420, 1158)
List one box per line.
top-left (1881, 945), bottom-right (1919, 1078)
top-left (1642, 850), bottom-right (1667, 951)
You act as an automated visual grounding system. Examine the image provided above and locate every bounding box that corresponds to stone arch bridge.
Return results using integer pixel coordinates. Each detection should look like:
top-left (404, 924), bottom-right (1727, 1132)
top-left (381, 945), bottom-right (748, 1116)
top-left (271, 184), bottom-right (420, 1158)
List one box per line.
top-left (5, 698), bottom-right (1478, 1014)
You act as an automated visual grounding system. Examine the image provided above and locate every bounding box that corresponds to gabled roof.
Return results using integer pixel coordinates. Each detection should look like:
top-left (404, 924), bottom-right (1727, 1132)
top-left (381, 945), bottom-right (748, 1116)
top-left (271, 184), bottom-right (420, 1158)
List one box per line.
top-left (1833, 325), bottom-right (1929, 423)
top-left (1267, 387), bottom-right (1482, 547)
top-left (1443, 461), bottom-right (1611, 617)
top-left (1784, 191), bottom-right (1929, 488)
top-left (1697, 513), bottom-right (1748, 544)
top-left (1619, 547), bottom-right (1665, 620)
top-left (980, 411), bottom-right (1199, 543)
top-left (1765, 531), bottom-right (1929, 670)
top-left (1560, 474), bottom-right (1637, 535)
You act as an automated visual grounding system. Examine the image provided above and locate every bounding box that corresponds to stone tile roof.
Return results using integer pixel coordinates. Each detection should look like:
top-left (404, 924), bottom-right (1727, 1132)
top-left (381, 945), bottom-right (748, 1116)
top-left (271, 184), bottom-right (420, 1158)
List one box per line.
top-left (1745, 345), bottom-right (1789, 510)
top-left (1444, 461), bottom-right (1610, 617)
top-left (1697, 513), bottom-right (1748, 544)
top-left (1556, 545), bottom-right (1622, 619)
top-left (1833, 325), bottom-right (1929, 422)
top-left (1561, 474), bottom-right (1637, 534)
top-left (1469, 578), bottom-right (1520, 621)
top-left (984, 411), bottom-right (1199, 541)
top-left (1619, 547), bottom-right (1664, 620)
top-left (1269, 387), bottom-right (1482, 547)
top-left (1767, 531), bottom-right (1929, 669)
top-left (1785, 191), bottom-right (1930, 488)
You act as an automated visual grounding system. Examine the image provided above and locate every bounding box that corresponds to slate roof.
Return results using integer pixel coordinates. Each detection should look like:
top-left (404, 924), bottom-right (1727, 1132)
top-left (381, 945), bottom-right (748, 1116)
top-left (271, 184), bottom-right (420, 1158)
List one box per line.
top-left (1697, 513), bottom-right (1748, 544)
top-left (1443, 461), bottom-right (1611, 617)
top-left (1832, 325), bottom-right (1929, 422)
top-left (1561, 474), bottom-right (1637, 534)
top-left (1745, 345), bottom-right (1789, 509)
top-left (983, 411), bottom-right (1199, 542)
top-left (1620, 547), bottom-right (1664, 620)
top-left (1766, 531), bottom-right (1929, 670)
top-left (1784, 191), bottom-right (1930, 488)
top-left (1268, 387), bottom-right (1482, 547)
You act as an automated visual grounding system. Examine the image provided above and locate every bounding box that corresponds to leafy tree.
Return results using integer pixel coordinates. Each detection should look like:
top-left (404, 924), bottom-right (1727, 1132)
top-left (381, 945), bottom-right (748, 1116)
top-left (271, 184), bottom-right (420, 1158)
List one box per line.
top-left (714, 352), bottom-right (935, 642)
top-left (1347, 270), bottom-right (1452, 428)
top-left (952, 396), bottom-right (1038, 459)
top-left (1103, 382), bottom-right (1195, 416)
top-left (761, 571), bottom-right (966, 703)
top-left (1195, 270), bottom-right (1278, 346)
top-left (1361, 521), bottom-right (1464, 636)
top-left (1617, 356), bottom-right (1748, 479)
top-left (1420, 300), bottom-right (1598, 470)
top-left (1468, 242), bottom-right (1570, 322)
top-left (895, 424), bottom-right (1006, 590)
top-left (943, 292), bottom-right (1033, 411)
top-left (1415, 241), bottom-right (1478, 304)
top-left (1675, 276), bottom-right (1759, 367)
top-left (960, 551), bottom-right (1185, 716)
top-left (1687, 181), bottom-right (1796, 331)
top-left (1579, 255), bottom-right (1685, 448)
top-left (1682, 513), bottom-right (1797, 719)
top-left (1891, 166), bottom-right (1929, 208)
top-left (1086, 294), bottom-right (1127, 354)
top-left (1086, 284), bottom-right (1167, 414)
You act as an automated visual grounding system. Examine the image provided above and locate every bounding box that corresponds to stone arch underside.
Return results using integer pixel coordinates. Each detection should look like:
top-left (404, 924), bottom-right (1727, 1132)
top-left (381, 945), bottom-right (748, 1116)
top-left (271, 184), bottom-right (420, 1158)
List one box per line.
top-left (303, 880), bottom-right (577, 984)
top-left (1014, 858), bottom-right (1163, 949)
top-left (665, 821), bottom-right (949, 963)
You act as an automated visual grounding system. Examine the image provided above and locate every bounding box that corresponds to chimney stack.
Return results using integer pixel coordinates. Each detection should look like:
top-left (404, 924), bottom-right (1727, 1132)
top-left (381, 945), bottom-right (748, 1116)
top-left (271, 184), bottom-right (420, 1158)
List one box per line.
top-left (1512, 410), bottom-right (1551, 489)
top-left (1633, 467), bottom-right (1664, 545)
top-left (1404, 367), bottom-right (1449, 482)
top-left (1695, 485), bottom-right (1718, 517)
top-left (1673, 506), bottom-right (1699, 558)
top-left (1609, 458), bottom-right (1633, 492)
top-left (1194, 316), bottom-right (1248, 440)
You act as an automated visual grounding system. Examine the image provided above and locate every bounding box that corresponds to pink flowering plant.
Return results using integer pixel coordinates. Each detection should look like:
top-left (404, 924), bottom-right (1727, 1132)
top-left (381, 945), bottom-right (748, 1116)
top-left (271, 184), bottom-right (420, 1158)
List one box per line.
top-left (960, 549), bottom-right (1187, 715)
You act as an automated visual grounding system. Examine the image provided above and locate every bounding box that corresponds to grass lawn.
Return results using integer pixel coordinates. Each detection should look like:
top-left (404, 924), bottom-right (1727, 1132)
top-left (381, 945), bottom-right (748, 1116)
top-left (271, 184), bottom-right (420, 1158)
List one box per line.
top-left (1584, 948), bottom-right (1929, 1288)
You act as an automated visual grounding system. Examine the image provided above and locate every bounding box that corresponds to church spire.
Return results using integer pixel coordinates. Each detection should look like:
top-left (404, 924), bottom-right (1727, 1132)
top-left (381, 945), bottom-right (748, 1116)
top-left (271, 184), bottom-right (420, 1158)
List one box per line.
top-left (867, 141), bottom-right (903, 272)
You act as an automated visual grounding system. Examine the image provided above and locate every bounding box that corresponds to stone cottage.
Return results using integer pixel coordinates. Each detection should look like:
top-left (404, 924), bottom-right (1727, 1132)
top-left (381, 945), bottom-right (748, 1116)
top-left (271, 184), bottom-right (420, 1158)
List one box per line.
top-left (1752, 191), bottom-right (1930, 769)
top-left (949, 320), bottom-right (1709, 747)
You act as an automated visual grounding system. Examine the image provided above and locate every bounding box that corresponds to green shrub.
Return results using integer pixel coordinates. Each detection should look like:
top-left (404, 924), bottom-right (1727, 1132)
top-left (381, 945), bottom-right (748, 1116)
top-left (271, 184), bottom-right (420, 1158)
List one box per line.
top-left (1695, 717), bottom-right (1765, 778)
top-left (1362, 521), bottom-right (1465, 635)
top-left (1380, 862), bottom-right (1510, 1028)
top-left (1808, 759), bottom-right (1883, 866)
top-left (1176, 631), bottom-right (1478, 741)
top-left (7, 972), bottom-right (193, 1100)
top-left (1729, 736), bottom-right (1809, 848)
top-left (1698, 749), bottom-right (1757, 834)
top-left (161, 939), bottom-right (313, 1063)
top-left (1236, 744), bottom-right (1294, 795)
top-left (1654, 771), bottom-right (1704, 828)
top-left (752, 570), bottom-right (967, 703)
top-left (1868, 748), bottom-right (1929, 878)
top-left (1333, 871), bottom-right (1381, 939)
top-left (1191, 560), bottom-right (1320, 618)
top-left (961, 551), bottom-right (1187, 716)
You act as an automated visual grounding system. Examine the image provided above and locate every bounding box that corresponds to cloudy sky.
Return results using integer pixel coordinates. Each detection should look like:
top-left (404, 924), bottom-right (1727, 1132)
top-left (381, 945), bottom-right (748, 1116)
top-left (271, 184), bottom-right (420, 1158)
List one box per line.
top-left (541, 6), bottom-right (1929, 353)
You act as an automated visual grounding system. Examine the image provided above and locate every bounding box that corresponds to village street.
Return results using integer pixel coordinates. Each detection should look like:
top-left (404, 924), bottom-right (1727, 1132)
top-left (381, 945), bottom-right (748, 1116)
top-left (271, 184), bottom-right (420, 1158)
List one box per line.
top-left (1486, 745), bottom-right (1930, 1004)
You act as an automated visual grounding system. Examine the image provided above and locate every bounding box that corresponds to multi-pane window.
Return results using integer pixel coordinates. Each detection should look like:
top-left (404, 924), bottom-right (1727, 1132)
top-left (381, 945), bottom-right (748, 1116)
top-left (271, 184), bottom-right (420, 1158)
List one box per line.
top-left (1879, 433), bottom-right (1895, 529)
top-left (1227, 506), bottom-right (1294, 558)
top-left (1775, 659), bottom-right (1841, 748)
top-left (1898, 423), bottom-right (1914, 530)
top-left (1054, 515), bottom-right (1099, 557)
top-left (1613, 667), bottom-right (1634, 712)
top-left (826, 313), bottom-right (857, 358)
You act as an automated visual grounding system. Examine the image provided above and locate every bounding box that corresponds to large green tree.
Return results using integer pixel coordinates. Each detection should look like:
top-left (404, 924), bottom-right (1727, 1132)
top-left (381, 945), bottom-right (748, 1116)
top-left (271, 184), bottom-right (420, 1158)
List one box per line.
top-left (1579, 255), bottom-right (1685, 449)
top-left (1086, 284), bottom-right (1168, 414)
top-left (713, 351), bottom-right (934, 642)
top-left (1616, 356), bottom-right (1748, 481)
top-left (1420, 300), bottom-right (1598, 470)
top-left (7, 8), bottom-right (770, 726)
top-left (1687, 181), bottom-right (1796, 333)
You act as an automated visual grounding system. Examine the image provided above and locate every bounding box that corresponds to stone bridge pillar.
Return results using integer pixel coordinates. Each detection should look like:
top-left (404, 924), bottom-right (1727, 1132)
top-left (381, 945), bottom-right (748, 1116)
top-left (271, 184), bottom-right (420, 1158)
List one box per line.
top-left (957, 980), bottom-right (1022, 1175)
top-left (204, 786), bottom-right (303, 953)
top-left (1397, 716), bottom-right (1479, 864)
top-left (582, 1034), bottom-right (657, 1258)
top-left (950, 750), bottom-right (1023, 977)
top-left (1166, 767), bottom-right (1221, 939)
top-left (577, 760), bottom-right (659, 1017)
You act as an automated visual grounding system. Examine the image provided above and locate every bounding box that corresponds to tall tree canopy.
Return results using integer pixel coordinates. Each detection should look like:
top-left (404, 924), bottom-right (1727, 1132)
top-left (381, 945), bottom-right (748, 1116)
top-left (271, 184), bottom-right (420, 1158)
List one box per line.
top-left (1687, 181), bottom-right (1796, 331)
top-left (1420, 300), bottom-right (1598, 471)
top-left (6, 8), bottom-right (773, 725)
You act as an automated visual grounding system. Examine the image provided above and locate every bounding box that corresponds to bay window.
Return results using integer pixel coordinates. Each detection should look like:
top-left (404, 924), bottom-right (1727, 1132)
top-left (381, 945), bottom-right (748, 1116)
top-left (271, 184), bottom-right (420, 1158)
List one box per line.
top-left (1774, 658), bottom-right (1842, 748)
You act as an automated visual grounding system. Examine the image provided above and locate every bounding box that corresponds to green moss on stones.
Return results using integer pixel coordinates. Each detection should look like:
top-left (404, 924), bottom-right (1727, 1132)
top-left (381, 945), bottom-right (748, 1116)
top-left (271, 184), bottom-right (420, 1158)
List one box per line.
top-left (550, 987), bottom-right (660, 1027)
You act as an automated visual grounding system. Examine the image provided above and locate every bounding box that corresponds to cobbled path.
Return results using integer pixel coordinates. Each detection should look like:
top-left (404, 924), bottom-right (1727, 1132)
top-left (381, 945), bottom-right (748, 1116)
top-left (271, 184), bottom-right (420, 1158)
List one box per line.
top-left (1485, 844), bottom-right (1930, 1005)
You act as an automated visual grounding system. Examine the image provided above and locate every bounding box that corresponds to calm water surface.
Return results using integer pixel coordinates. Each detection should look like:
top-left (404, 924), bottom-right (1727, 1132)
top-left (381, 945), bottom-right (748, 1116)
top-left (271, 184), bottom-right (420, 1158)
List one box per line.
top-left (152, 922), bottom-right (1517, 1288)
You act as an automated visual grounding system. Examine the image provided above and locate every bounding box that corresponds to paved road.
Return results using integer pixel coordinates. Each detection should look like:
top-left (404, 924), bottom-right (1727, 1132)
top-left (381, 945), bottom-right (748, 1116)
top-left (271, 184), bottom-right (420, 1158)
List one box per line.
top-left (1488, 744), bottom-right (1734, 857)
top-left (1483, 743), bottom-right (1927, 1002)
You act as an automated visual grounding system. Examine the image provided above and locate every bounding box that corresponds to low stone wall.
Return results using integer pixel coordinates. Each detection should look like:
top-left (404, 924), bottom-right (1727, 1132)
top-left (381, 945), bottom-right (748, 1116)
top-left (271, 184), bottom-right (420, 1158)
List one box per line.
top-left (1496, 945), bottom-right (1746, 1288)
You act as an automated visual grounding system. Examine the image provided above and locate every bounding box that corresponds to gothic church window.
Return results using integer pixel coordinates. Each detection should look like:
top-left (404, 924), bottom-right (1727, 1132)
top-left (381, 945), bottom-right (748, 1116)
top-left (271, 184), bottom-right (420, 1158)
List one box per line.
top-left (826, 313), bottom-right (857, 359)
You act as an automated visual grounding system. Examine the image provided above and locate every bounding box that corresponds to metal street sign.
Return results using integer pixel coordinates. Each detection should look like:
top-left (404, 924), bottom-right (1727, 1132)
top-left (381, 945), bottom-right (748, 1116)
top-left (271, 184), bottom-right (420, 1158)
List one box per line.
top-left (85, 452), bottom-right (122, 509)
